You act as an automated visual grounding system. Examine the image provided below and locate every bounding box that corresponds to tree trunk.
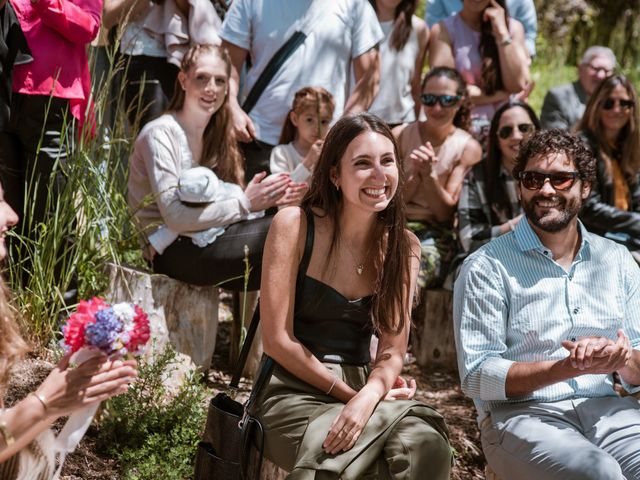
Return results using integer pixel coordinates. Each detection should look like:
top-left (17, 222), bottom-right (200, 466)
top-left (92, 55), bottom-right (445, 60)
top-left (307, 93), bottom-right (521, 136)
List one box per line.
top-left (106, 263), bottom-right (219, 386)
top-left (411, 289), bottom-right (458, 372)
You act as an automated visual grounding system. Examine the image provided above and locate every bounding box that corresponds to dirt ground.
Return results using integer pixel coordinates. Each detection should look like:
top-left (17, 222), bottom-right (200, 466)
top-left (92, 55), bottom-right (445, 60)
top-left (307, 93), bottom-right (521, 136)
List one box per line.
top-left (6, 319), bottom-right (485, 480)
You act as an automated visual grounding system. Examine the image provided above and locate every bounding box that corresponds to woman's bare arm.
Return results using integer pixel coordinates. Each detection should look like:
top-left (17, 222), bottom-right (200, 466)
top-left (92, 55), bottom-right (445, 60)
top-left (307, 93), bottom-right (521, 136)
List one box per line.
top-left (260, 207), bottom-right (357, 403)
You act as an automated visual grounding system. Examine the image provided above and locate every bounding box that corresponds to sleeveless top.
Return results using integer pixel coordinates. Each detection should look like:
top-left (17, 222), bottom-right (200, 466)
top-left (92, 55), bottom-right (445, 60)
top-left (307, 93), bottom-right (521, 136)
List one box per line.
top-left (442, 13), bottom-right (517, 134)
top-left (397, 124), bottom-right (472, 223)
top-left (293, 212), bottom-right (374, 365)
top-left (368, 16), bottom-right (422, 124)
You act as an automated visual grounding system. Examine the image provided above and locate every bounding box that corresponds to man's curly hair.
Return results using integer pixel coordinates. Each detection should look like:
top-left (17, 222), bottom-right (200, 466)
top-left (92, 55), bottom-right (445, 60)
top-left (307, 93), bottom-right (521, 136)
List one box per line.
top-left (513, 129), bottom-right (597, 184)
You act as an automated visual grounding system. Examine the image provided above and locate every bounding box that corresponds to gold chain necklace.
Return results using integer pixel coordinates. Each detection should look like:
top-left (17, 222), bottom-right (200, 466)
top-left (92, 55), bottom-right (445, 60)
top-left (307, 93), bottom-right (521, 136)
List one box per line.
top-left (342, 238), bottom-right (369, 275)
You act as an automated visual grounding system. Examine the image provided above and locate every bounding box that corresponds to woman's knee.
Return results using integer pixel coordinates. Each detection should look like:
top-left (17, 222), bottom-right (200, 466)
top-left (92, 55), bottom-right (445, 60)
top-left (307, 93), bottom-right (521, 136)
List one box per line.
top-left (385, 417), bottom-right (451, 479)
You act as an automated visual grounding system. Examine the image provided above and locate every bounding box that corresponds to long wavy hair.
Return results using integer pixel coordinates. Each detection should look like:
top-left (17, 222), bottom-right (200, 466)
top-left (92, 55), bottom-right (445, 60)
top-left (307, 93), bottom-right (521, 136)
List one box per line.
top-left (421, 67), bottom-right (472, 132)
top-left (278, 86), bottom-right (335, 145)
top-left (478, 0), bottom-right (509, 95)
top-left (369, 0), bottom-right (419, 51)
top-left (484, 100), bottom-right (540, 223)
top-left (0, 277), bottom-right (28, 398)
top-left (577, 74), bottom-right (640, 184)
top-left (302, 113), bottom-right (412, 335)
top-left (167, 44), bottom-right (244, 185)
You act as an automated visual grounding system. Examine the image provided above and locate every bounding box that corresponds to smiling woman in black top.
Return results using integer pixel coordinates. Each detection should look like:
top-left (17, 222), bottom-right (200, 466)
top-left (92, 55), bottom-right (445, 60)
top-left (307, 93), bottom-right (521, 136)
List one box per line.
top-left (254, 113), bottom-right (451, 478)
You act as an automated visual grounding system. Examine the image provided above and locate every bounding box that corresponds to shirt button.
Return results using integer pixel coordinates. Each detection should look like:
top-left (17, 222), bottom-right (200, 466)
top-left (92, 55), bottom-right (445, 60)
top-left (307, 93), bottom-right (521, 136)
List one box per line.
top-left (573, 307), bottom-right (580, 314)
top-left (571, 337), bottom-right (576, 342)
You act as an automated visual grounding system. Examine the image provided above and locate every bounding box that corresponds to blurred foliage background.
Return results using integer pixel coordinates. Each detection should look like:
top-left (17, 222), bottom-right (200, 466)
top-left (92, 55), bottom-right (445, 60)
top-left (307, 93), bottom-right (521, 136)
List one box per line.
top-left (417, 0), bottom-right (640, 113)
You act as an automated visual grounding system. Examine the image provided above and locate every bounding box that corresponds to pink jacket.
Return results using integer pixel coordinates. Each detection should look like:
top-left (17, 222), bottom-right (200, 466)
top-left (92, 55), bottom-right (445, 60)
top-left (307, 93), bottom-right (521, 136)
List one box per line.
top-left (10, 0), bottom-right (101, 129)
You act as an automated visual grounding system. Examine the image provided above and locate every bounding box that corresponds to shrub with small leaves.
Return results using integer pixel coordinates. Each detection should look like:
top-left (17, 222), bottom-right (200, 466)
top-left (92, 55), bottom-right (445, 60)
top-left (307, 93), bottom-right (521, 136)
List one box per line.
top-left (96, 347), bottom-right (209, 479)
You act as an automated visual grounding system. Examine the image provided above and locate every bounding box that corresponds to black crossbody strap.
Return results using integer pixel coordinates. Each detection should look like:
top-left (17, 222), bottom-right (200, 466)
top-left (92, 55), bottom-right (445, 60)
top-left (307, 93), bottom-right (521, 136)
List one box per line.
top-left (230, 302), bottom-right (260, 388)
top-left (241, 31), bottom-right (306, 114)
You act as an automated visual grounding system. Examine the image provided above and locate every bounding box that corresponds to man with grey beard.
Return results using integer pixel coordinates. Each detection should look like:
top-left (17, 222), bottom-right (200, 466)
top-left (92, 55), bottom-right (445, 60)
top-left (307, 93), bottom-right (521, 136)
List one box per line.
top-left (454, 129), bottom-right (640, 480)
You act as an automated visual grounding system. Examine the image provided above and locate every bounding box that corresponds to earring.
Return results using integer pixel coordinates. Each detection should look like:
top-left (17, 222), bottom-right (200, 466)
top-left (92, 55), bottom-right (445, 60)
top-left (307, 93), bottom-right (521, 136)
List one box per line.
top-left (334, 183), bottom-right (339, 191)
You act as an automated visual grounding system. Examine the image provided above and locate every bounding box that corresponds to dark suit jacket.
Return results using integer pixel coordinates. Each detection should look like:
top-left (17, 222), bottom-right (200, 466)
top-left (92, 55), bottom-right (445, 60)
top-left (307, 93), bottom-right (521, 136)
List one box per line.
top-left (540, 81), bottom-right (588, 130)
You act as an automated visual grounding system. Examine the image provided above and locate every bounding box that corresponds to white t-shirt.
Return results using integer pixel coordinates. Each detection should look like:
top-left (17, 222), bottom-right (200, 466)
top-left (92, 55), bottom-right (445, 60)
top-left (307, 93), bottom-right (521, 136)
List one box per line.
top-left (220, 0), bottom-right (383, 145)
top-left (368, 16), bottom-right (422, 124)
top-left (269, 143), bottom-right (311, 183)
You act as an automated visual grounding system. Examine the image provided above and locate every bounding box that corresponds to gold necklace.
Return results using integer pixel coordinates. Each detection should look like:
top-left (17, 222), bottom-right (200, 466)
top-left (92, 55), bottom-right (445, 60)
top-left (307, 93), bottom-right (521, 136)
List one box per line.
top-left (342, 238), bottom-right (368, 275)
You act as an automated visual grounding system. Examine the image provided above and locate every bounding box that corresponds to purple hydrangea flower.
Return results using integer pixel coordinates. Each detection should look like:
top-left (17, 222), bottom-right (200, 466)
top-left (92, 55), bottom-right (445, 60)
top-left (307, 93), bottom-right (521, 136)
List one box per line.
top-left (84, 307), bottom-right (123, 351)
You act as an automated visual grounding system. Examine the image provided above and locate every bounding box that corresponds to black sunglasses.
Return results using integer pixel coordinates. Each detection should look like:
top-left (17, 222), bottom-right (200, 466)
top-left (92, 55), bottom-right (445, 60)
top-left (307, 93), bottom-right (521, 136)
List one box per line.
top-left (498, 123), bottom-right (535, 139)
top-left (518, 171), bottom-right (580, 191)
top-left (602, 98), bottom-right (634, 110)
top-left (420, 94), bottom-right (461, 108)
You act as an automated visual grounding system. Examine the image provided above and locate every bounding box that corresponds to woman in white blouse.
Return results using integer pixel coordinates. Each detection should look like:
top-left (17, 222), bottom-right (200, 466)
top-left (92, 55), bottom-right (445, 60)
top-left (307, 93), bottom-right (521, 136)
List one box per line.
top-left (128, 44), bottom-right (305, 289)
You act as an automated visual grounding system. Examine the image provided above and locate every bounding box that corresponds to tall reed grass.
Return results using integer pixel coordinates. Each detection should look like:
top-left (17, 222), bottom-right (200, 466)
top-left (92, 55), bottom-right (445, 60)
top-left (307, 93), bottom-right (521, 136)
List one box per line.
top-left (6, 45), bottom-right (144, 348)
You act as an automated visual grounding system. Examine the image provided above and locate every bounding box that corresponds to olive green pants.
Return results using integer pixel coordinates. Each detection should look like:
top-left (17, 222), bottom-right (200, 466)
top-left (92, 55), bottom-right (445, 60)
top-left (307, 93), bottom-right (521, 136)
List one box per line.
top-left (253, 362), bottom-right (451, 479)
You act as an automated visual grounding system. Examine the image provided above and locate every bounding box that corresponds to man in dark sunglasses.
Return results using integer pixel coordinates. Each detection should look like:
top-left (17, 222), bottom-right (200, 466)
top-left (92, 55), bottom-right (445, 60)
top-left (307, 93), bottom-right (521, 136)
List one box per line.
top-left (454, 129), bottom-right (640, 480)
top-left (541, 45), bottom-right (616, 130)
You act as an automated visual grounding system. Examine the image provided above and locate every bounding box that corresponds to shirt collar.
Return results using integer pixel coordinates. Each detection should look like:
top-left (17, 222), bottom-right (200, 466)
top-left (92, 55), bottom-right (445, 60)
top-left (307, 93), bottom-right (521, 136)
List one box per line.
top-left (514, 217), bottom-right (592, 257)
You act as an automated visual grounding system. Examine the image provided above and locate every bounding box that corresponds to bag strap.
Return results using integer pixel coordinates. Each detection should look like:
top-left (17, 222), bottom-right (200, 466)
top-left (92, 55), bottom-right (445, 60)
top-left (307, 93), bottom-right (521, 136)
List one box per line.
top-left (241, 0), bottom-right (325, 115)
top-left (230, 303), bottom-right (260, 389)
top-left (241, 31), bottom-right (306, 115)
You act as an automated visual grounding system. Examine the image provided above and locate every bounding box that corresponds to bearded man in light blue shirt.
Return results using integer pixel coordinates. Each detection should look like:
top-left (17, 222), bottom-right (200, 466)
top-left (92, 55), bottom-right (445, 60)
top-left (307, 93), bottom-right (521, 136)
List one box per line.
top-left (454, 129), bottom-right (640, 480)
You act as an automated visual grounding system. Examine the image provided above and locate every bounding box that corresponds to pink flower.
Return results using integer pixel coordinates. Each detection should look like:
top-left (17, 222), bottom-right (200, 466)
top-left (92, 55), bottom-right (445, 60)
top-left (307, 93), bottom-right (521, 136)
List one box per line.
top-left (61, 297), bottom-right (109, 353)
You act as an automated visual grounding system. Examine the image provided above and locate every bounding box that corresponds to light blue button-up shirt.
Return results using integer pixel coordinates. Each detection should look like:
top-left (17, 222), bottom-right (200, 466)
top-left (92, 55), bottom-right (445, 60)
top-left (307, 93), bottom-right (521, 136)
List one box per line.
top-left (453, 218), bottom-right (640, 423)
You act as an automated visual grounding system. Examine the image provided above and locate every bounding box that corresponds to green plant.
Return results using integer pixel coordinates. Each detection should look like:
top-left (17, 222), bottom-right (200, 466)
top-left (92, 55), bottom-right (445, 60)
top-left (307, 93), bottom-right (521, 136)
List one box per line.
top-left (97, 346), bottom-right (209, 479)
top-left (6, 45), bottom-right (145, 347)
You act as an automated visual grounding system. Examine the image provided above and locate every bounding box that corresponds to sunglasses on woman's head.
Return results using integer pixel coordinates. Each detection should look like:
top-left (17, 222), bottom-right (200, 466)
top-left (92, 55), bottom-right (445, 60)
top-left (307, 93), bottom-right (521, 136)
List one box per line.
top-left (497, 123), bottom-right (535, 139)
top-left (602, 98), bottom-right (634, 110)
top-left (518, 171), bottom-right (580, 191)
top-left (420, 94), bottom-right (461, 108)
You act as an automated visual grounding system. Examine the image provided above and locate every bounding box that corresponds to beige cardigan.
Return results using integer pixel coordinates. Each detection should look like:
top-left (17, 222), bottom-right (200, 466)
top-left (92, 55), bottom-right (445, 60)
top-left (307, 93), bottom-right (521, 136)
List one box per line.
top-left (127, 114), bottom-right (251, 244)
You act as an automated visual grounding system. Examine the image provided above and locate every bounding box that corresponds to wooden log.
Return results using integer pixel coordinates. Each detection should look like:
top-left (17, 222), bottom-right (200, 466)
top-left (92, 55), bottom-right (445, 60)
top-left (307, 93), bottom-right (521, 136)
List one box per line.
top-left (412, 288), bottom-right (458, 371)
top-left (106, 263), bottom-right (219, 378)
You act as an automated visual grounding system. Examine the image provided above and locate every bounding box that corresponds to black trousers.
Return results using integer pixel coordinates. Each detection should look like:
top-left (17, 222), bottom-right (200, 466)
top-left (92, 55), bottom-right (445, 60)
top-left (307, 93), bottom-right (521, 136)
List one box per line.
top-left (0, 93), bottom-right (72, 230)
top-left (0, 93), bottom-right (76, 295)
top-left (240, 139), bottom-right (275, 182)
top-left (152, 216), bottom-right (273, 291)
top-left (122, 54), bottom-right (179, 129)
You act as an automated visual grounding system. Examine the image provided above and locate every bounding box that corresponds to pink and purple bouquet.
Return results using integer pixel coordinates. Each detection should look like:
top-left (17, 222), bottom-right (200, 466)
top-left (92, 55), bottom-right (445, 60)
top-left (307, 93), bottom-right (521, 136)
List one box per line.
top-left (60, 297), bottom-right (151, 357)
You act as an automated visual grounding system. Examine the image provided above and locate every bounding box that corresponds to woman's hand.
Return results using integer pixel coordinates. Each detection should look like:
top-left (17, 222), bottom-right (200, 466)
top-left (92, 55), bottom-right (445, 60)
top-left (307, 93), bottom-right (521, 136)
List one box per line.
top-left (276, 182), bottom-right (308, 207)
top-left (322, 388), bottom-right (379, 455)
top-left (302, 140), bottom-right (324, 170)
top-left (384, 376), bottom-right (417, 401)
top-left (33, 353), bottom-right (137, 418)
top-left (244, 172), bottom-right (290, 211)
top-left (408, 142), bottom-right (438, 179)
top-left (483, 0), bottom-right (509, 40)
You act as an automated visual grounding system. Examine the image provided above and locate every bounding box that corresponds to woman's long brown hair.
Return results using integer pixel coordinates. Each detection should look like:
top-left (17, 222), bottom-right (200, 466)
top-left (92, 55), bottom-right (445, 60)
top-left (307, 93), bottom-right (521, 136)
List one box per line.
top-left (302, 113), bottom-right (413, 335)
top-left (167, 44), bottom-right (244, 185)
top-left (478, 0), bottom-right (509, 95)
top-left (577, 74), bottom-right (640, 183)
top-left (0, 277), bottom-right (28, 397)
top-left (369, 0), bottom-right (419, 51)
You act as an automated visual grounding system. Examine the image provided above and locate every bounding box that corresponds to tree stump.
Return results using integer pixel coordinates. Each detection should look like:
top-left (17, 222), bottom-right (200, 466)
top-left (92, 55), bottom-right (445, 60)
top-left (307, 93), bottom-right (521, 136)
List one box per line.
top-left (106, 263), bottom-right (219, 378)
top-left (260, 458), bottom-right (288, 479)
top-left (412, 289), bottom-right (458, 371)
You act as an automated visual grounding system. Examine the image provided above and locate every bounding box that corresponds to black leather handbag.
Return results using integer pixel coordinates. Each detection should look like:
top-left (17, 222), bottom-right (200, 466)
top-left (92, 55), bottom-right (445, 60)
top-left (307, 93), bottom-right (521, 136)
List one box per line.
top-left (194, 304), bottom-right (273, 480)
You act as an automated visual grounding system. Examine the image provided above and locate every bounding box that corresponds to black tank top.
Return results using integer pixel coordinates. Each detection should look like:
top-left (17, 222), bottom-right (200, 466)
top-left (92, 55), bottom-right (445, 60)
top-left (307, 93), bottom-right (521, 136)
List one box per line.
top-left (293, 212), bottom-right (374, 365)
